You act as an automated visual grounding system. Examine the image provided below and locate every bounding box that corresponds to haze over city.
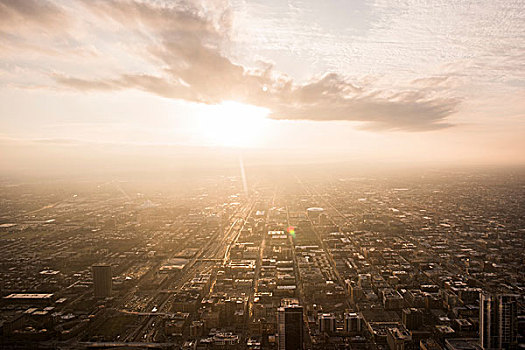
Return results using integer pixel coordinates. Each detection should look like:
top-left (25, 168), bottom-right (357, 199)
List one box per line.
top-left (0, 1), bottom-right (523, 350)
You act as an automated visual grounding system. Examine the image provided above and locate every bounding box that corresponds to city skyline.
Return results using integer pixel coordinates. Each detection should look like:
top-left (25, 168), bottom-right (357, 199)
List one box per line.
top-left (0, 169), bottom-right (523, 348)
top-left (0, 1), bottom-right (523, 349)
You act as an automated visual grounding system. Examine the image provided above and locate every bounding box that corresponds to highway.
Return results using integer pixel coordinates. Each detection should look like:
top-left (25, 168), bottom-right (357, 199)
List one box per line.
top-left (126, 197), bottom-right (257, 342)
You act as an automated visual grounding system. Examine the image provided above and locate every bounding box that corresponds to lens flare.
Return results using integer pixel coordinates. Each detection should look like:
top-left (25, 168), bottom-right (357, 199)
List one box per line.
top-left (287, 226), bottom-right (295, 237)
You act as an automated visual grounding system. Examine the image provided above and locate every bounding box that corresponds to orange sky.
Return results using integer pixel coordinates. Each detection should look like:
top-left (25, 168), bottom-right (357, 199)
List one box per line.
top-left (1, 0), bottom-right (524, 174)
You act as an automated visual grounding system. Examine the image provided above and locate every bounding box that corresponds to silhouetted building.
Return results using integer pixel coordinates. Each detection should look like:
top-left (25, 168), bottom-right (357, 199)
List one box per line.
top-left (344, 312), bottom-right (362, 333)
top-left (278, 305), bottom-right (304, 350)
top-left (403, 308), bottom-right (423, 330)
top-left (420, 338), bottom-right (443, 350)
top-left (92, 264), bottom-right (112, 298)
top-left (319, 313), bottom-right (336, 334)
top-left (387, 326), bottom-right (412, 350)
top-left (480, 293), bottom-right (518, 349)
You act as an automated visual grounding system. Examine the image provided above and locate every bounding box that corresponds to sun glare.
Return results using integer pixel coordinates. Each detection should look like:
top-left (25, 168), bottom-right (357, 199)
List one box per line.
top-left (197, 101), bottom-right (270, 147)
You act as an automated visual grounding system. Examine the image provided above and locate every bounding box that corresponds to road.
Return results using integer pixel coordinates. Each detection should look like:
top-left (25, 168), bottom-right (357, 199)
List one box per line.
top-left (127, 197), bottom-right (257, 342)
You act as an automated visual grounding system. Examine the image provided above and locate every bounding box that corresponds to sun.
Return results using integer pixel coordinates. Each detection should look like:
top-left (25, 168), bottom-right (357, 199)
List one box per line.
top-left (196, 101), bottom-right (270, 147)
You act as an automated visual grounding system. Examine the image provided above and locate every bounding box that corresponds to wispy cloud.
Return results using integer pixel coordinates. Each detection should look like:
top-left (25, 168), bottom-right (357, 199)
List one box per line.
top-left (13, 0), bottom-right (458, 131)
top-left (0, 0), bottom-right (70, 31)
top-left (9, 0), bottom-right (522, 131)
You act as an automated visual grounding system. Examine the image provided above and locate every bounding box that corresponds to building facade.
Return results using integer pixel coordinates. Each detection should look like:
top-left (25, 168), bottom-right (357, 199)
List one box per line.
top-left (92, 264), bottom-right (112, 298)
top-left (480, 293), bottom-right (518, 349)
top-left (278, 305), bottom-right (304, 350)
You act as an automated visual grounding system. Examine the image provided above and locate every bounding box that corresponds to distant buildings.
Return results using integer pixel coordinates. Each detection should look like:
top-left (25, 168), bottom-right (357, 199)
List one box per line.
top-left (1, 171), bottom-right (524, 348)
top-left (344, 312), bottom-right (362, 333)
top-left (319, 313), bottom-right (336, 334)
top-left (402, 308), bottom-right (423, 330)
top-left (92, 264), bottom-right (112, 298)
top-left (306, 207), bottom-right (324, 223)
top-left (480, 293), bottom-right (518, 350)
top-left (386, 326), bottom-right (412, 350)
top-left (2, 293), bottom-right (54, 305)
top-left (278, 303), bottom-right (304, 350)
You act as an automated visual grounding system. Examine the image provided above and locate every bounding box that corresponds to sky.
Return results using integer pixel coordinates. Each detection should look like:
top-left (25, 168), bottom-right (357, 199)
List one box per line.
top-left (0, 0), bottom-right (524, 174)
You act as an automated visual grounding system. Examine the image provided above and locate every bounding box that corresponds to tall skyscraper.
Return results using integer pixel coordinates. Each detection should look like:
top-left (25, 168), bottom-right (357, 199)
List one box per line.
top-left (92, 264), bottom-right (112, 298)
top-left (278, 304), bottom-right (304, 350)
top-left (480, 293), bottom-right (518, 350)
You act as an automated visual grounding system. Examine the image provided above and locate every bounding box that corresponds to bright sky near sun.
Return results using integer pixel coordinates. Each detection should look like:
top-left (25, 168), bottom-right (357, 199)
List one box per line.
top-left (0, 0), bottom-right (524, 167)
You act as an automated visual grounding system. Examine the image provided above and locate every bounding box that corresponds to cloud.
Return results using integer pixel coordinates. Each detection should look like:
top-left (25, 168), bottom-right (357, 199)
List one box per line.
top-left (266, 79), bottom-right (458, 131)
top-left (0, 0), bottom-right (70, 32)
top-left (8, 0), bottom-right (461, 131)
top-left (0, 0), bottom-right (99, 60)
top-left (55, 73), bottom-right (196, 100)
